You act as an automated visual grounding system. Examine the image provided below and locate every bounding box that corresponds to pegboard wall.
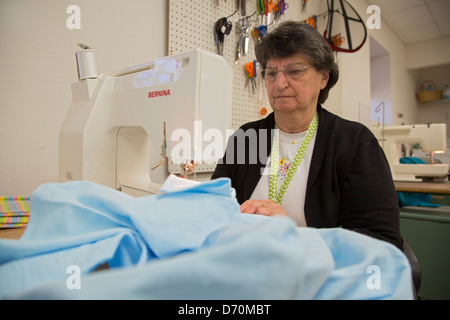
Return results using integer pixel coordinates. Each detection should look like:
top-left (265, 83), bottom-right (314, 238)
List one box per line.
top-left (168, 0), bottom-right (342, 130)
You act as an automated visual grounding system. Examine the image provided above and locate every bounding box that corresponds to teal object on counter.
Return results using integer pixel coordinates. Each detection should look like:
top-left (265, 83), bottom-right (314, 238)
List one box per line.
top-left (398, 157), bottom-right (440, 208)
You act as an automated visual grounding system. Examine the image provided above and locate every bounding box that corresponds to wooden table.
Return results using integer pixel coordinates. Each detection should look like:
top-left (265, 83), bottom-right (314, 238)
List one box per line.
top-left (395, 181), bottom-right (450, 195)
top-left (0, 227), bottom-right (26, 240)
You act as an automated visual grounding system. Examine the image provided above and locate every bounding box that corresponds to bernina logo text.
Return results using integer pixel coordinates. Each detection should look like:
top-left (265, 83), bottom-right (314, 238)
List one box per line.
top-left (148, 89), bottom-right (171, 98)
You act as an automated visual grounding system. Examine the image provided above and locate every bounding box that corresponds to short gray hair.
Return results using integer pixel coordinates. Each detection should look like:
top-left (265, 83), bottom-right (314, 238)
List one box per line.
top-left (255, 21), bottom-right (339, 104)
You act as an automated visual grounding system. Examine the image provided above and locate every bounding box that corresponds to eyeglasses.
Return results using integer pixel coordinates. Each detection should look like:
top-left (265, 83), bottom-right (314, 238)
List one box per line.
top-left (262, 64), bottom-right (310, 82)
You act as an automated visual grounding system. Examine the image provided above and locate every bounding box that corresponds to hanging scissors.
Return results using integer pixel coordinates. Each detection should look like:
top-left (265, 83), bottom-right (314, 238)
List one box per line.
top-left (214, 16), bottom-right (233, 55)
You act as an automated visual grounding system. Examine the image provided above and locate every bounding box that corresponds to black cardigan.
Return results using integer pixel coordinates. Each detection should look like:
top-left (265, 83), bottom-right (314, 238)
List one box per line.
top-left (212, 105), bottom-right (403, 250)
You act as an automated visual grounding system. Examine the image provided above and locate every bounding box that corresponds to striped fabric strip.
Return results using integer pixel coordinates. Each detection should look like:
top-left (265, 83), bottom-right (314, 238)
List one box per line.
top-left (0, 216), bottom-right (29, 224)
top-left (0, 196), bottom-right (31, 228)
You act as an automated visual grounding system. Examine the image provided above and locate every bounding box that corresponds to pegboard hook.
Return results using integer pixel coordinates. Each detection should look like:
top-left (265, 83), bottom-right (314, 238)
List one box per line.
top-left (244, 10), bottom-right (257, 19)
top-left (225, 9), bottom-right (238, 19)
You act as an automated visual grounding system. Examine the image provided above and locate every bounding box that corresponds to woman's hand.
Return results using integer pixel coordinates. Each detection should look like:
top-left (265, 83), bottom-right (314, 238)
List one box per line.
top-left (240, 199), bottom-right (288, 217)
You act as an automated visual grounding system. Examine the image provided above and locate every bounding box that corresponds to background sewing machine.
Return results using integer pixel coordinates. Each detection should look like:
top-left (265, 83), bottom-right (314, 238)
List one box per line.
top-left (59, 49), bottom-right (232, 196)
top-left (372, 123), bottom-right (449, 182)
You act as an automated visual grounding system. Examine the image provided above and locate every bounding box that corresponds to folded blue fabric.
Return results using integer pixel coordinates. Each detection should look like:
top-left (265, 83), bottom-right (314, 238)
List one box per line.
top-left (0, 178), bottom-right (413, 299)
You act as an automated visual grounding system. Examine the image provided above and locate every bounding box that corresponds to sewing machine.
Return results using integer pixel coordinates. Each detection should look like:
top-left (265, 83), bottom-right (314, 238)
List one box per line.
top-left (59, 49), bottom-right (232, 196)
top-left (372, 123), bottom-right (449, 181)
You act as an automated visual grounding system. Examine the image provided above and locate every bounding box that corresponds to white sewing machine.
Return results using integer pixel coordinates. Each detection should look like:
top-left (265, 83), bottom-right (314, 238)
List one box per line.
top-left (372, 123), bottom-right (449, 181)
top-left (59, 49), bottom-right (232, 196)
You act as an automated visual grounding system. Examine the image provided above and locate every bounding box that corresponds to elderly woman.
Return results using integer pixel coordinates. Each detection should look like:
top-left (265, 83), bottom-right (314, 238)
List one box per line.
top-left (212, 21), bottom-right (403, 250)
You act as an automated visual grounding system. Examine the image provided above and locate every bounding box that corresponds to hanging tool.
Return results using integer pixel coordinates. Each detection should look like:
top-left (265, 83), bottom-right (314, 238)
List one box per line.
top-left (274, 0), bottom-right (289, 22)
top-left (244, 60), bottom-right (257, 94)
top-left (214, 17), bottom-right (233, 56)
top-left (237, 0), bottom-right (247, 16)
top-left (265, 0), bottom-right (277, 25)
top-left (235, 16), bottom-right (251, 64)
top-left (300, 15), bottom-right (317, 29)
top-left (257, 0), bottom-right (265, 25)
top-left (323, 0), bottom-right (367, 53)
top-left (257, 0), bottom-right (276, 26)
top-left (251, 25), bottom-right (267, 40)
top-left (302, 0), bottom-right (309, 13)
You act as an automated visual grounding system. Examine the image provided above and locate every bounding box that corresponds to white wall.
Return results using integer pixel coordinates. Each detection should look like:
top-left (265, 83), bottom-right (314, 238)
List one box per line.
top-left (341, 0), bottom-right (419, 125)
top-left (340, 38), bottom-right (372, 122)
top-left (407, 34), bottom-right (450, 138)
top-left (416, 64), bottom-right (450, 136)
top-left (0, 0), bottom-right (168, 196)
top-left (341, 1), bottom-right (450, 127)
top-left (407, 36), bottom-right (450, 70)
top-left (370, 53), bottom-right (392, 124)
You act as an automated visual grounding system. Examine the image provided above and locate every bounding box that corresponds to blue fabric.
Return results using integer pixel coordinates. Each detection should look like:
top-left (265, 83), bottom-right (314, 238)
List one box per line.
top-left (398, 157), bottom-right (440, 207)
top-left (0, 179), bottom-right (413, 299)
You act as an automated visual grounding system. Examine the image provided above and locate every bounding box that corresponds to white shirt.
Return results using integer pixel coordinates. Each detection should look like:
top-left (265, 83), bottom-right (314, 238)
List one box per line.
top-left (250, 128), bottom-right (317, 226)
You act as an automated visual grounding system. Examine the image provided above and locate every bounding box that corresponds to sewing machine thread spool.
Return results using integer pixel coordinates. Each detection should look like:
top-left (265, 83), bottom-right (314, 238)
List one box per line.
top-left (76, 49), bottom-right (98, 80)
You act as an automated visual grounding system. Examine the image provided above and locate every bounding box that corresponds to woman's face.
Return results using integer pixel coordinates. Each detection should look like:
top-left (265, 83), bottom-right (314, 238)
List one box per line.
top-left (265, 54), bottom-right (329, 115)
